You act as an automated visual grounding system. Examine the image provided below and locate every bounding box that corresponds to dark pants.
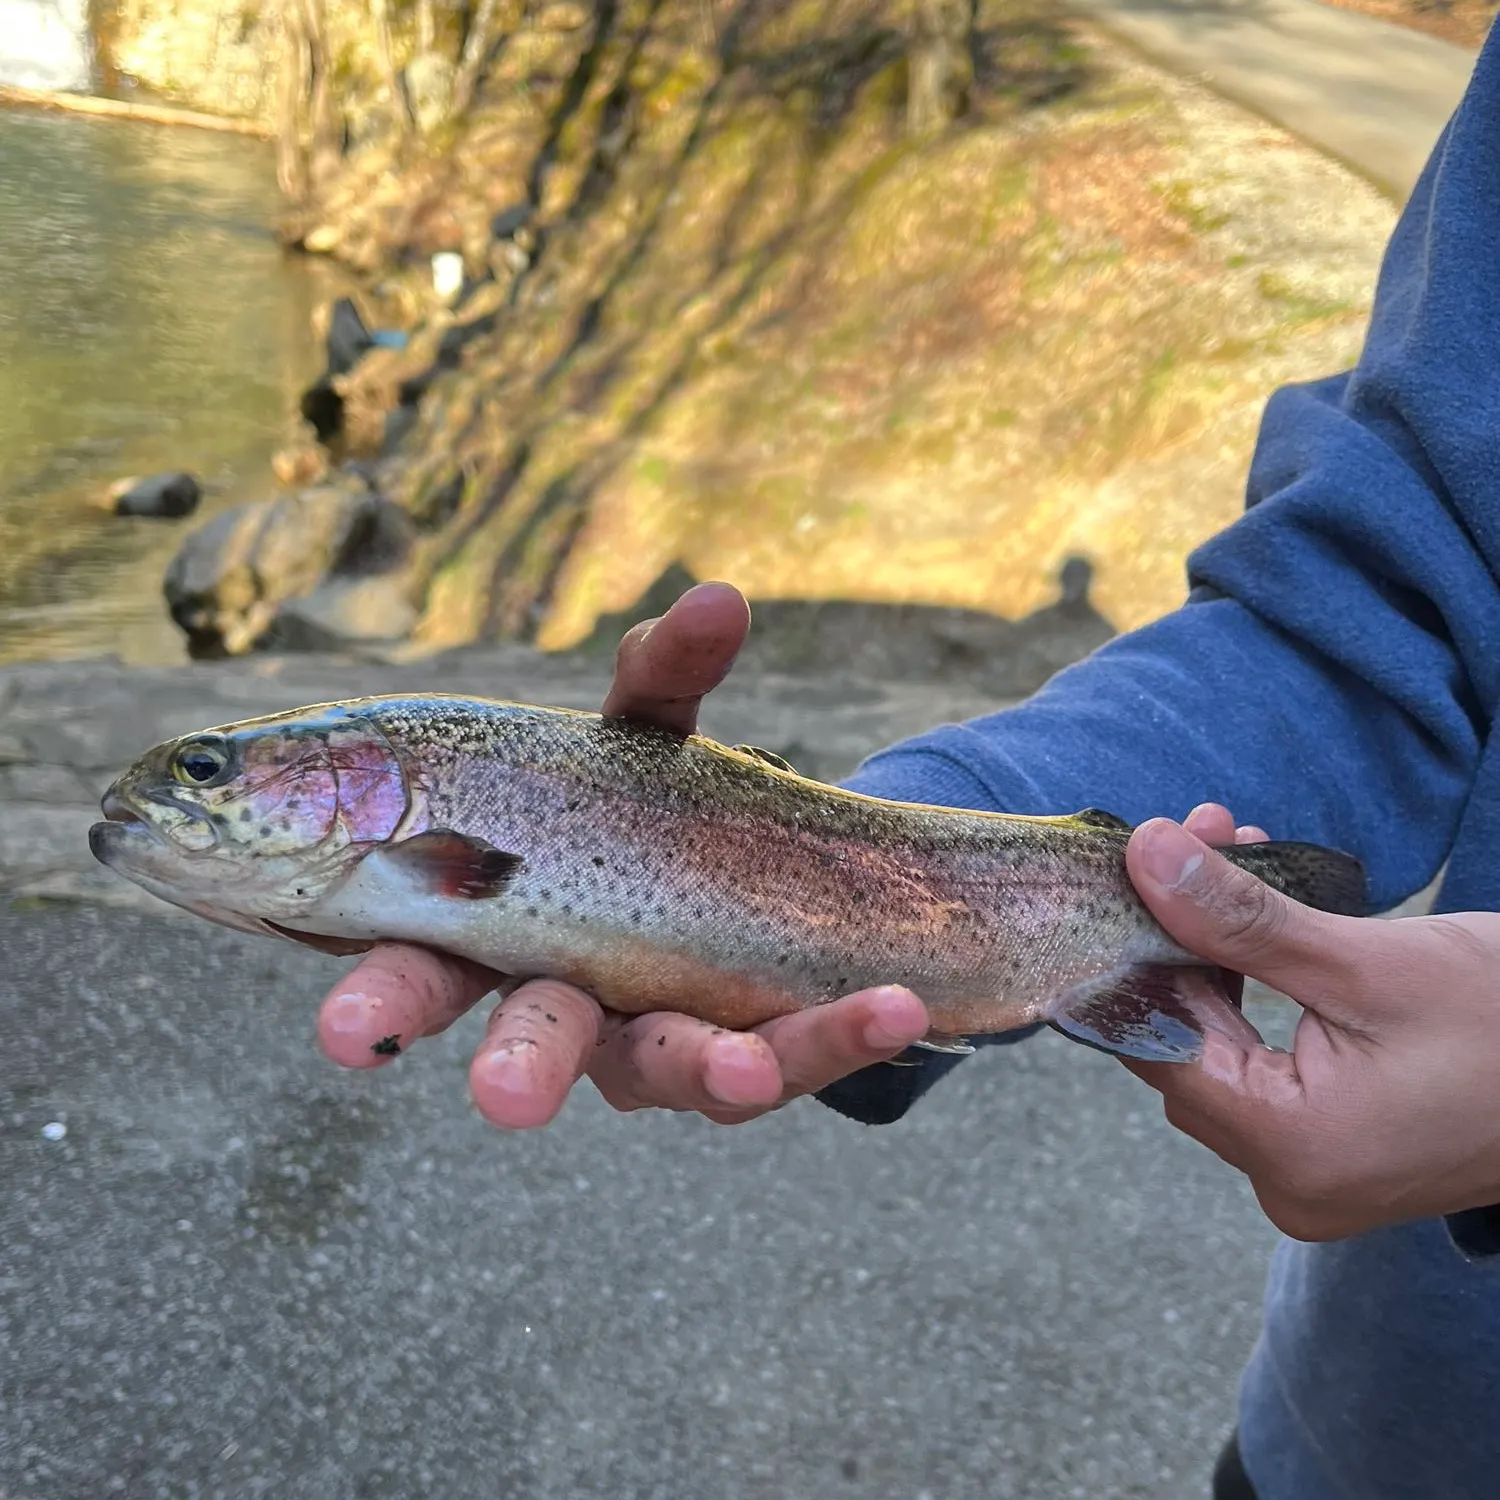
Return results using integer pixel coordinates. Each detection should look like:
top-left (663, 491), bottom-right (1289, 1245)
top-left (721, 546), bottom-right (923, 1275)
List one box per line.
top-left (1213, 1432), bottom-right (1259, 1500)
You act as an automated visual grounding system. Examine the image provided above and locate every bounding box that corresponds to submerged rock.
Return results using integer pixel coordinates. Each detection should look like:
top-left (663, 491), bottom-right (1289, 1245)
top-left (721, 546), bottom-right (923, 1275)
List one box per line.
top-left (163, 480), bottom-right (415, 658)
top-left (107, 471), bottom-right (203, 520)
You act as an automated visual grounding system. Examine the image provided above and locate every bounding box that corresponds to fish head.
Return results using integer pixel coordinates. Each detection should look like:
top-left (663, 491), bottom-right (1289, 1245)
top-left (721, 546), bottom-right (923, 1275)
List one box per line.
top-left (88, 706), bottom-right (419, 936)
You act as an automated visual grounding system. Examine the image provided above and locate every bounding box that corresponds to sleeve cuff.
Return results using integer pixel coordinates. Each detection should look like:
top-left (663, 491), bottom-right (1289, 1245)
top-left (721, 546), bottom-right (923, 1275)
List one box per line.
top-left (813, 1025), bottom-right (1044, 1124)
top-left (1445, 1206), bottom-right (1500, 1260)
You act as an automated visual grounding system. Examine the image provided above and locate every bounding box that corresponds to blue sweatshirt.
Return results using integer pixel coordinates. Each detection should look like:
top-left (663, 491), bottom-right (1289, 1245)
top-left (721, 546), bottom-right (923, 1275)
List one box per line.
top-left (826, 32), bottom-right (1500, 1500)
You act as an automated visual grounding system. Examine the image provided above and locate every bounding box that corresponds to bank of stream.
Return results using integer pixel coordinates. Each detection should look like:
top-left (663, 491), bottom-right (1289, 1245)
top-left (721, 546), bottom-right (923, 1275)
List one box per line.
top-left (0, 106), bottom-right (339, 665)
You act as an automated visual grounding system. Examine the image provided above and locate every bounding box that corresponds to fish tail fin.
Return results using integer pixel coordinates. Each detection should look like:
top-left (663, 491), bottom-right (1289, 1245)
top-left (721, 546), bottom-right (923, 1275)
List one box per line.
top-left (1050, 964), bottom-right (1263, 1064)
top-left (1219, 840), bottom-right (1366, 917)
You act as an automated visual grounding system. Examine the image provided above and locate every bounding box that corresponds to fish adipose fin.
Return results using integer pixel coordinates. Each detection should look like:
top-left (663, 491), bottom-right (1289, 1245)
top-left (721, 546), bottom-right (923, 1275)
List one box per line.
top-left (734, 744), bottom-right (798, 774)
top-left (1050, 965), bottom-right (1262, 1064)
top-left (380, 830), bottom-right (525, 899)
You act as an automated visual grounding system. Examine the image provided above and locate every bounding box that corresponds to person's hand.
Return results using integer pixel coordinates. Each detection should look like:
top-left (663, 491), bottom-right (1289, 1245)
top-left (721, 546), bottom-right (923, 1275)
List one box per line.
top-left (1122, 813), bottom-right (1500, 1240)
top-left (314, 582), bottom-right (933, 1127)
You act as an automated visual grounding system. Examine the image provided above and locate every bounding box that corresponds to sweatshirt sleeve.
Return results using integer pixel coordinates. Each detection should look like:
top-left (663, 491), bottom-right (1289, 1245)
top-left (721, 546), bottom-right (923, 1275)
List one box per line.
top-left (814, 72), bottom-right (1500, 1163)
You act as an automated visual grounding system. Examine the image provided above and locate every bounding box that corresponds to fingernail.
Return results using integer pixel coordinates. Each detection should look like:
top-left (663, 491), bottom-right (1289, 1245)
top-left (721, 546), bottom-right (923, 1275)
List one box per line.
top-left (706, 1035), bottom-right (770, 1105)
top-left (476, 1044), bottom-right (536, 1096)
top-left (856, 987), bottom-right (921, 1051)
top-left (324, 992), bottom-right (378, 1036)
top-left (1138, 821), bottom-right (1206, 892)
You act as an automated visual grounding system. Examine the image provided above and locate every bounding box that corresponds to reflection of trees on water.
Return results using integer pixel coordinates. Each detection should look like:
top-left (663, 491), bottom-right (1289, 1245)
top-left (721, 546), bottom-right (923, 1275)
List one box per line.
top-left (0, 109), bottom-right (331, 662)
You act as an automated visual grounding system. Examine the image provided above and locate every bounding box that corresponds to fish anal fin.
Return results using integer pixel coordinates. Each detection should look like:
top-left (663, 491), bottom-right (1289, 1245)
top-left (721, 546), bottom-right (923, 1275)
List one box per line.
top-left (1049, 965), bottom-right (1263, 1063)
top-left (734, 743), bottom-right (798, 775)
top-left (911, 1028), bottom-right (976, 1056)
top-left (1071, 807), bottom-right (1133, 832)
top-left (380, 830), bottom-right (524, 900)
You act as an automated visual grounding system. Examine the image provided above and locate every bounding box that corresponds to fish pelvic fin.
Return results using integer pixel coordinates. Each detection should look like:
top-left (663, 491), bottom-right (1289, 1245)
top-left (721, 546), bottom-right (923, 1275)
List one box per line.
top-left (911, 1028), bottom-right (976, 1056)
top-left (379, 830), bottom-right (525, 900)
top-left (1220, 839), bottom-right (1366, 916)
top-left (1050, 964), bottom-right (1262, 1064)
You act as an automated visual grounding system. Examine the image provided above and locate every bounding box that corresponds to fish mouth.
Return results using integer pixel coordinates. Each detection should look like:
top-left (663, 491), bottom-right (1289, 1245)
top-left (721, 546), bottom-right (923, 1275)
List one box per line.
top-left (89, 784), bottom-right (220, 866)
top-left (100, 789), bottom-right (144, 826)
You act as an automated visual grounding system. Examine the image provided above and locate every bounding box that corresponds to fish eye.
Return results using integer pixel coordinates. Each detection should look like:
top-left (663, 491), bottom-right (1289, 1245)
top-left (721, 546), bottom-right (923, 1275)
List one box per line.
top-left (170, 738), bottom-right (232, 786)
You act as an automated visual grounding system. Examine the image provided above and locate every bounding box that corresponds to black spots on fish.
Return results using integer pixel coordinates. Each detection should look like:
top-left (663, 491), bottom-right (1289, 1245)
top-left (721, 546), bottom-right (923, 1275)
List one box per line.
top-left (776, 954), bottom-right (790, 967)
top-left (849, 888), bottom-right (867, 905)
top-left (630, 909), bottom-right (642, 927)
top-left (841, 1457), bottom-right (861, 1482)
top-left (371, 1035), bottom-right (402, 1057)
top-left (259, 826), bottom-right (273, 839)
top-left (526, 906), bottom-right (539, 919)
top-left (239, 808), bottom-right (253, 824)
top-left (592, 855), bottom-right (605, 868)
top-left (382, 829), bottom-right (525, 900)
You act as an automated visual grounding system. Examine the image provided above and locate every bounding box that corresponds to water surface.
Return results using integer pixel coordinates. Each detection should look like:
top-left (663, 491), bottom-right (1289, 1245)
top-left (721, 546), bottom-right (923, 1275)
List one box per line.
top-left (0, 106), bottom-right (337, 664)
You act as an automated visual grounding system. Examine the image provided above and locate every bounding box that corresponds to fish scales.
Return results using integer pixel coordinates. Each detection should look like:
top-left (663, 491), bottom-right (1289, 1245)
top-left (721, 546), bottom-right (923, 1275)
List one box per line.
top-left (87, 693), bottom-right (1368, 1063)
top-left (364, 699), bottom-right (1150, 1030)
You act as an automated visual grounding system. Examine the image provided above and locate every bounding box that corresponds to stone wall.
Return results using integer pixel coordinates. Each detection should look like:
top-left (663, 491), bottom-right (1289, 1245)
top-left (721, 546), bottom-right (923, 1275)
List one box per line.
top-left (0, 0), bottom-right (96, 91)
top-left (98, 0), bottom-right (276, 117)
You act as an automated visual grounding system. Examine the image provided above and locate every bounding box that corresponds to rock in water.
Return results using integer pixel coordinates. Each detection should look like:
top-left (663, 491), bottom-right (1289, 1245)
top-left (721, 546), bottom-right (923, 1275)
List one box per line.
top-left (266, 577), bottom-right (420, 653)
top-left (163, 480), bottom-right (415, 658)
top-left (108, 472), bottom-right (203, 519)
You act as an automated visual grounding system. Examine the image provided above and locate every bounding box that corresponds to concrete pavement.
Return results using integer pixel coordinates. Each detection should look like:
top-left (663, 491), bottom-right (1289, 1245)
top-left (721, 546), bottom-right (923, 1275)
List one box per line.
top-left (0, 647), bottom-right (1290, 1500)
top-left (1069, 0), bottom-right (1481, 200)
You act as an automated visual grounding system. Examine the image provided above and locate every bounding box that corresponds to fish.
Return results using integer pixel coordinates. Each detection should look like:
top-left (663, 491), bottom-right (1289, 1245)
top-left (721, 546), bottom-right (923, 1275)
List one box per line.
top-left (87, 693), bottom-right (1366, 1064)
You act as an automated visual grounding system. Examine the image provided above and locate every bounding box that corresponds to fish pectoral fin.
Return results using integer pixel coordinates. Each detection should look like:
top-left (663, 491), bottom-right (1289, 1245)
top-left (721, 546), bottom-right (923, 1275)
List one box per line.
top-left (1070, 807), bottom-right (1133, 832)
top-left (733, 744), bottom-right (799, 775)
top-left (378, 829), bottom-right (525, 900)
top-left (1049, 965), bottom-right (1264, 1064)
top-left (911, 1028), bottom-right (976, 1056)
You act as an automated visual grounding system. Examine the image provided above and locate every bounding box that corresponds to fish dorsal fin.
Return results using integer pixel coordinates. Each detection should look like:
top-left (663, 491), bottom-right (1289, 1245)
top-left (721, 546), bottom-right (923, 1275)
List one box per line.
top-left (734, 744), bottom-right (798, 774)
top-left (1049, 964), bottom-right (1262, 1063)
top-left (380, 830), bottom-right (524, 900)
top-left (1072, 807), bottom-right (1132, 832)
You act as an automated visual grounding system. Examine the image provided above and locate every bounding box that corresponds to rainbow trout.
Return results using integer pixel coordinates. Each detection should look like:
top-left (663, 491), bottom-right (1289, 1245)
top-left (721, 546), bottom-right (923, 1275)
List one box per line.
top-left (88, 694), bottom-right (1365, 1062)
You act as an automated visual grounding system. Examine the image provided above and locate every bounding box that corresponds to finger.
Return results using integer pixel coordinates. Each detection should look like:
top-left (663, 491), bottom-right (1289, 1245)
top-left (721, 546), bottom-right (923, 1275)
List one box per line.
top-left (752, 986), bottom-right (931, 1097)
top-left (588, 1012), bottom-right (785, 1114)
top-left (469, 979), bottom-right (603, 1129)
top-left (318, 943), bottom-right (498, 1068)
top-left (1237, 825), bottom-right (1270, 844)
top-left (1126, 818), bottom-right (1372, 1005)
top-left (601, 581), bottom-right (751, 736)
top-left (1183, 802), bottom-right (1237, 846)
top-left (1122, 1029), bottom-right (1308, 1173)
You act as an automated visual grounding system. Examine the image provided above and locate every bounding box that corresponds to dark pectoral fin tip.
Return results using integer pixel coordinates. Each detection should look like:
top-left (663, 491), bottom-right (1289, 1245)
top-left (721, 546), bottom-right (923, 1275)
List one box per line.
top-left (383, 829), bottom-right (524, 899)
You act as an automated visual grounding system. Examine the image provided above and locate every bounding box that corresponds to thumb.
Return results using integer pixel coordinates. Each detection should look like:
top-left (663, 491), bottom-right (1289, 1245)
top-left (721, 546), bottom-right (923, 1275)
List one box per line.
top-left (1126, 817), bottom-right (1361, 1004)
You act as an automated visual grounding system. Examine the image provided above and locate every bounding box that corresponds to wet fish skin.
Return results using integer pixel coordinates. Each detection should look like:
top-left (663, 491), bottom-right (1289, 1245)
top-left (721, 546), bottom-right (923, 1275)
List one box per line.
top-left (88, 694), bottom-right (1367, 1063)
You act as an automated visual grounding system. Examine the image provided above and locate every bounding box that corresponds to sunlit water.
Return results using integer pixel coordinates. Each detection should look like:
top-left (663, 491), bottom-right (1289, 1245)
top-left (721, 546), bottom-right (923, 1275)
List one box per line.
top-left (0, 107), bottom-right (339, 665)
